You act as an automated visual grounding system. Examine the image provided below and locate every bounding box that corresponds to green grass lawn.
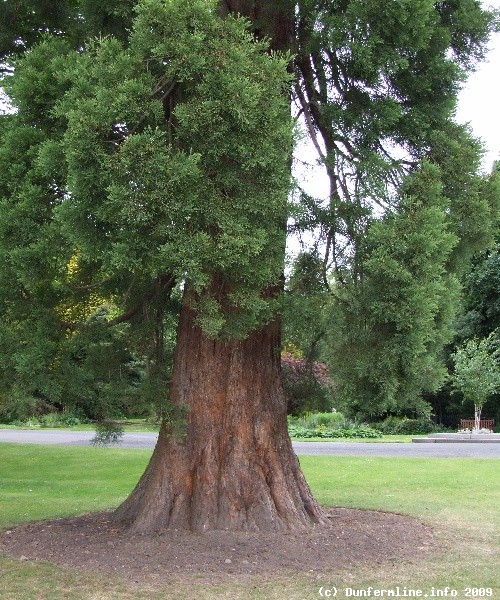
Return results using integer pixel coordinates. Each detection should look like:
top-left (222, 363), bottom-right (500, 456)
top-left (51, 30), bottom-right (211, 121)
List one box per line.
top-left (0, 444), bottom-right (149, 528)
top-left (0, 443), bottom-right (498, 600)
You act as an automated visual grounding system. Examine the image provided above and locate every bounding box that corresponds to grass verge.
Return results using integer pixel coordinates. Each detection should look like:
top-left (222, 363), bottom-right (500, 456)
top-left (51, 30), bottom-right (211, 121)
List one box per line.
top-left (0, 443), bottom-right (498, 599)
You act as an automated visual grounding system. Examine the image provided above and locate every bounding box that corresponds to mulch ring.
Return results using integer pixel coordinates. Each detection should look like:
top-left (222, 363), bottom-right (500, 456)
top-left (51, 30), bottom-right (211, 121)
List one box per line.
top-left (0, 508), bottom-right (434, 583)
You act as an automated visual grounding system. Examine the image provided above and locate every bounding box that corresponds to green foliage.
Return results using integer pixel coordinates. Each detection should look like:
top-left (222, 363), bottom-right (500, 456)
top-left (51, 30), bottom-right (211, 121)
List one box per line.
top-left (92, 421), bottom-right (125, 446)
top-left (428, 125), bottom-right (500, 273)
top-left (283, 251), bottom-right (330, 362)
top-left (57, 319), bottom-right (144, 420)
top-left (288, 411), bottom-right (381, 438)
top-left (451, 335), bottom-right (500, 411)
top-left (1, 0), bottom-right (497, 428)
top-left (0, 1), bottom-right (74, 61)
top-left (425, 163), bottom-right (500, 425)
top-left (289, 1), bottom-right (496, 422)
top-left (326, 164), bottom-right (459, 419)
top-left (295, 0), bottom-right (489, 158)
top-left (292, 0), bottom-right (495, 230)
top-left (374, 416), bottom-right (446, 435)
top-left (0, 1), bottom-right (293, 419)
top-left (293, 411), bottom-right (346, 429)
top-left (48, 2), bottom-right (292, 337)
top-left (288, 424), bottom-right (382, 439)
top-left (11, 411), bottom-right (89, 428)
top-left (456, 194), bottom-right (500, 341)
top-left (281, 353), bottom-right (335, 414)
top-left (0, 0), bottom-right (136, 63)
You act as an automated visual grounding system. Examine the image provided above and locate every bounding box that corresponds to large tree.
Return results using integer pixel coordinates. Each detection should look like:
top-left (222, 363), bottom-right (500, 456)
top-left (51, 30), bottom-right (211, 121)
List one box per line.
top-left (0, 0), bottom-right (496, 532)
top-left (287, 3), bottom-right (498, 419)
top-left (320, 126), bottom-right (500, 420)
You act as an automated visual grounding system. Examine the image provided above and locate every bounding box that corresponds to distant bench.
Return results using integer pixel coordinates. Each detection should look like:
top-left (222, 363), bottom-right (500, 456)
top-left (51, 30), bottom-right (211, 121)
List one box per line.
top-left (460, 419), bottom-right (495, 430)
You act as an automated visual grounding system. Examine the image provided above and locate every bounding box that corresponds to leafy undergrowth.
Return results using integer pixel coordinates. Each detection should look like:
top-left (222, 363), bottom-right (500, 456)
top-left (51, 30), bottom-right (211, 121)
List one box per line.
top-left (9, 412), bottom-right (89, 429)
top-left (288, 424), bottom-right (382, 438)
top-left (288, 412), bottom-right (382, 438)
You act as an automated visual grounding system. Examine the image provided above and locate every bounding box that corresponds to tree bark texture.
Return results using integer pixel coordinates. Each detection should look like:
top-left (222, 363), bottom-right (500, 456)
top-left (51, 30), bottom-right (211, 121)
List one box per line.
top-left (114, 290), bottom-right (326, 532)
top-left (221, 0), bottom-right (295, 52)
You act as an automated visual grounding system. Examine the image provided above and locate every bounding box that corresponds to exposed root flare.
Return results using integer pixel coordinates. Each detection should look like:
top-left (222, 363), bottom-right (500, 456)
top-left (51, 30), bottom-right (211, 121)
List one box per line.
top-left (113, 291), bottom-right (326, 534)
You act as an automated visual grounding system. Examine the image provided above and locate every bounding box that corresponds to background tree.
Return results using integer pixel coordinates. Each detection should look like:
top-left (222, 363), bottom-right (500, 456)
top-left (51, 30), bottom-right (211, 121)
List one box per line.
top-left (284, 251), bottom-right (328, 364)
top-left (288, 1), bottom-right (498, 420)
top-left (422, 163), bottom-right (500, 427)
top-left (282, 251), bottom-right (335, 414)
top-left (451, 335), bottom-right (500, 430)
top-left (323, 163), bottom-right (458, 418)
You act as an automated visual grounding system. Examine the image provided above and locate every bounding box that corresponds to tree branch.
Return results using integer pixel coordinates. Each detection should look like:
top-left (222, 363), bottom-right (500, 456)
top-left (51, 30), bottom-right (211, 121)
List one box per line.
top-left (59, 274), bottom-right (176, 331)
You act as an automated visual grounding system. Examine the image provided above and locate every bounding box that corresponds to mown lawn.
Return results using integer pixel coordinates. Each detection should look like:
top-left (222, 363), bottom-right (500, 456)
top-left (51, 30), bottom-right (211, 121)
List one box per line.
top-left (0, 443), bottom-right (498, 600)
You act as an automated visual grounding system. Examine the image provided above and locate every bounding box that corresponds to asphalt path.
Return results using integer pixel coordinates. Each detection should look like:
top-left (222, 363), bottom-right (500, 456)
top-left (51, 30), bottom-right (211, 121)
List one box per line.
top-left (1, 429), bottom-right (499, 458)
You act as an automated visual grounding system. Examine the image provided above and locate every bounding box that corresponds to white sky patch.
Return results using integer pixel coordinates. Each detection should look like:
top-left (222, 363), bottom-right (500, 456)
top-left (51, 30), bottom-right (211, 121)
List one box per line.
top-left (455, 0), bottom-right (500, 171)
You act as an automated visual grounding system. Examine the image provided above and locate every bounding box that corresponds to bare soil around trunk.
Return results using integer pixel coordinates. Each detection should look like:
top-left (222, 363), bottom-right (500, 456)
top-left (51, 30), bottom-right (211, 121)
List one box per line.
top-left (0, 508), bottom-right (434, 584)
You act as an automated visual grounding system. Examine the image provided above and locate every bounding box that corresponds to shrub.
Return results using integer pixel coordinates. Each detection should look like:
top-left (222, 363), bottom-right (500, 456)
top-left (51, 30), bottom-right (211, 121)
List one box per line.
top-left (39, 411), bottom-right (87, 427)
top-left (10, 410), bottom-right (89, 428)
top-left (289, 411), bottom-right (345, 429)
top-left (281, 353), bottom-right (335, 414)
top-left (92, 421), bottom-right (124, 446)
top-left (374, 416), bottom-right (445, 435)
top-left (288, 412), bottom-right (381, 439)
top-left (288, 424), bottom-right (382, 439)
top-left (0, 392), bottom-right (53, 424)
top-left (11, 416), bottom-right (43, 428)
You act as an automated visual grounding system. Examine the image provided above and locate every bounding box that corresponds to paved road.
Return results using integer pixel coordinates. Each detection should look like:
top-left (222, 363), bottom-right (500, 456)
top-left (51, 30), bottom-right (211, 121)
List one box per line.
top-left (1, 429), bottom-right (499, 458)
top-left (293, 440), bottom-right (500, 458)
top-left (0, 429), bottom-right (157, 449)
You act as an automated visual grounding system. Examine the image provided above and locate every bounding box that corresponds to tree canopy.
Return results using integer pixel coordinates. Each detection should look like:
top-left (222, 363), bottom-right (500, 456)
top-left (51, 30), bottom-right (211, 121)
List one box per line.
top-left (0, 0), bottom-right (293, 419)
top-left (287, 1), bottom-right (499, 418)
top-left (452, 335), bottom-right (500, 425)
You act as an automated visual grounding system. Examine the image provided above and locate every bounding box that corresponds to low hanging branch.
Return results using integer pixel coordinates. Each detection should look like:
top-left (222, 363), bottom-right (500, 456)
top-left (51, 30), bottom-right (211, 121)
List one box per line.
top-left (59, 274), bottom-right (176, 331)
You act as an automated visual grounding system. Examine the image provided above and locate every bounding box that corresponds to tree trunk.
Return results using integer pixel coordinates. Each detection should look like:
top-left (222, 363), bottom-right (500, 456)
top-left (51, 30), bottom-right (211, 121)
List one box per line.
top-left (114, 289), bottom-right (326, 533)
top-left (474, 404), bottom-right (482, 432)
top-left (114, 0), bottom-right (325, 534)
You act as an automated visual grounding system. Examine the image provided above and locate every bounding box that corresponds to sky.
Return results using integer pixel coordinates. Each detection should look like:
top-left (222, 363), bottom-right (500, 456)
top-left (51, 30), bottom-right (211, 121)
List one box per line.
top-left (455, 0), bottom-right (500, 172)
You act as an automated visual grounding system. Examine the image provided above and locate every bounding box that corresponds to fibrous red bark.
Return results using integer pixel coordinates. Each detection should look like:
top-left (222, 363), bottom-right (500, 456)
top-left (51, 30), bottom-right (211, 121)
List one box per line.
top-left (114, 290), bottom-right (326, 532)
